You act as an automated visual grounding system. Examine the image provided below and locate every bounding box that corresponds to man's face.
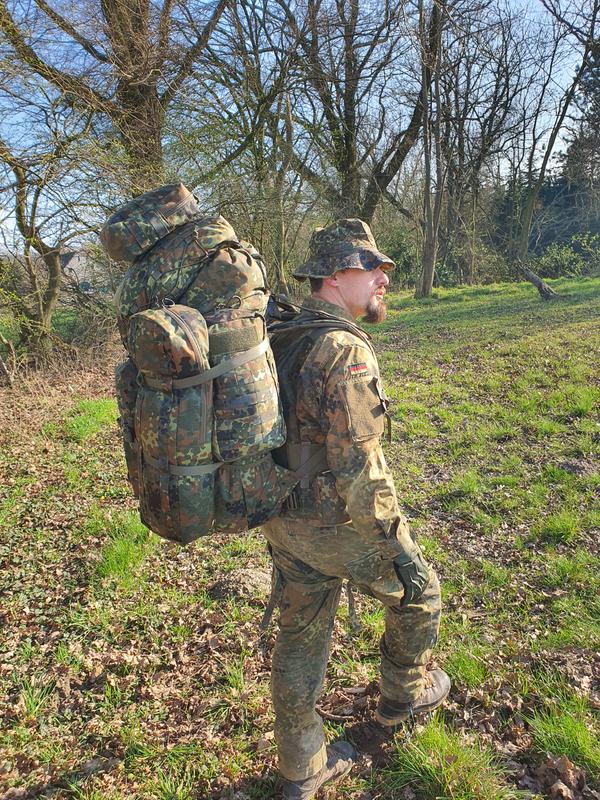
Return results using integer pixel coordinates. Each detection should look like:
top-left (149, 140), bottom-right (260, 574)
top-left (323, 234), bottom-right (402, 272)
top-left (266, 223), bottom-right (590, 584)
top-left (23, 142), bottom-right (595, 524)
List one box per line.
top-left (330, 265), bottom-right (390, 322)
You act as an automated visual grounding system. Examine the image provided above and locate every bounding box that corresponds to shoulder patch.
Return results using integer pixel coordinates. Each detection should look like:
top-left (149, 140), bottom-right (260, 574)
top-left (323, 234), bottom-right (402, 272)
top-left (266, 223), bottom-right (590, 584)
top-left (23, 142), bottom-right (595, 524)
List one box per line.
top-left (348, 362), bottom-right (369, 378)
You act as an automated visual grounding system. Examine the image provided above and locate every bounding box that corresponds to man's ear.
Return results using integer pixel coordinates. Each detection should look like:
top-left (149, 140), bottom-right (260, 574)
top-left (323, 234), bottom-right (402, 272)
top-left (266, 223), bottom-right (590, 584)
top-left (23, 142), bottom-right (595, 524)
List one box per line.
top-left (322, 274), bottom-right (339, 288)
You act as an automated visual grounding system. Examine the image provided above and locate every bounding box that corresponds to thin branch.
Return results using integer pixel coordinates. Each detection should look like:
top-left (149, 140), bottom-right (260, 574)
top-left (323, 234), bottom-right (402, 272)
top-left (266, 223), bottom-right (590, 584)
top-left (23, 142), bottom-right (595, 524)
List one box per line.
top-left (161, 0), bottom-right (229, 106)
top-left (33, 0), bottom-right (109, 62)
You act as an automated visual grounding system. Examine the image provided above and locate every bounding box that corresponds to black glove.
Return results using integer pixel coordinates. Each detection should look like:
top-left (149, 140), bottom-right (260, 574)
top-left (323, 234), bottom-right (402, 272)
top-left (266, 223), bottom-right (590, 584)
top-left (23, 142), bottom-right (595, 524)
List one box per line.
top-left (393, 544), bottom-right (430, 605)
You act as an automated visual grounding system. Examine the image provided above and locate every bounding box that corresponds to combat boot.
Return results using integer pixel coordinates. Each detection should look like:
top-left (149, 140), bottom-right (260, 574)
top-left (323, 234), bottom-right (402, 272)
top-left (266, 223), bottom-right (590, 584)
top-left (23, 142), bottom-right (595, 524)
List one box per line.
top-left (375, 667), bottom-right (451, 727)
top-left (280, 740), bottom-right (356, 800)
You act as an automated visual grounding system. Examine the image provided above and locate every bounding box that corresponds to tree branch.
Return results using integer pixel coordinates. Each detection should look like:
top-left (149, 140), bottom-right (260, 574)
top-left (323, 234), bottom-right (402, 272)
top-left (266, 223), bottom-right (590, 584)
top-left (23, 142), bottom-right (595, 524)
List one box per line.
top-left (161, 0), bottom-right (229, 106)
top-left (360, 0), bottom-right (444, 223)
top-left (33, 0), bottom-right (109, 62)
top-left (0, 0), bottom-right (110, 110)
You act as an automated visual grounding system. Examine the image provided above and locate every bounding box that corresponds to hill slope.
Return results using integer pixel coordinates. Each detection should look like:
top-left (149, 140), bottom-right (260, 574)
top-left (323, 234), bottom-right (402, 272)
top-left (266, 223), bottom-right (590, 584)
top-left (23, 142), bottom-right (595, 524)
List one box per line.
top-left (1, 278), bottom-right (598, 799)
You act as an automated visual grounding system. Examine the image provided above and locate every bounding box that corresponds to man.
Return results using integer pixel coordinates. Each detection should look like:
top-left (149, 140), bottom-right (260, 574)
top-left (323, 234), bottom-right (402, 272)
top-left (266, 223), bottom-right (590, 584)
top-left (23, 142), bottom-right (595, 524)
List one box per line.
top-left (265, 219), bottom-right (449, 800)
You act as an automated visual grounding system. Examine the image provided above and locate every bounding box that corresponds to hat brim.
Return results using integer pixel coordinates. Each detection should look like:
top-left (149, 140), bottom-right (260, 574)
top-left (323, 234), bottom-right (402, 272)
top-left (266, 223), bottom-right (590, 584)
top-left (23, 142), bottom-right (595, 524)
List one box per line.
top-left (292, 246), bottom-right (394, 280)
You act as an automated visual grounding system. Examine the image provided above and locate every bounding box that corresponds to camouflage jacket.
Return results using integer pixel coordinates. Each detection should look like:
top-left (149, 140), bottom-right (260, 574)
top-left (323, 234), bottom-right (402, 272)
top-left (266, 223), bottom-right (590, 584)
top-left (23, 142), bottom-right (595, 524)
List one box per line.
top-left (271, 296), bottom-right (401, 541)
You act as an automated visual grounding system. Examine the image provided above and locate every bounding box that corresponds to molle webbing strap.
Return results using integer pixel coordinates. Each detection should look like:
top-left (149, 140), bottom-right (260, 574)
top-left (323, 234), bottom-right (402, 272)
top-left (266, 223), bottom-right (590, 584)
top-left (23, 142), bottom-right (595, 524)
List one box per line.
top-left (142, 338), bottom-right (269, 392)
top-left (209, 325), bottom-right (262, 356)
top-left (143, 452), bottom-right (221, 477)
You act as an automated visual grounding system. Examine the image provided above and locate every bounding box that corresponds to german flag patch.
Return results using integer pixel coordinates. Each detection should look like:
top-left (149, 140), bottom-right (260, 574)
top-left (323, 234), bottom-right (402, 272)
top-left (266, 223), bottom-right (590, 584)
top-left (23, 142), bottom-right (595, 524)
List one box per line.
top-left (348, 362), bottom-right (369, 378)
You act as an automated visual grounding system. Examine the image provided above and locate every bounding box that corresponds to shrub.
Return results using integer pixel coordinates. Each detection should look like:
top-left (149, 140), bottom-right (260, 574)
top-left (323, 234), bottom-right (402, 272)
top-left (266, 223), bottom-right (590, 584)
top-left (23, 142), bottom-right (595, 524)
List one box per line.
top-left (532, 243), bottom-right (585, 279)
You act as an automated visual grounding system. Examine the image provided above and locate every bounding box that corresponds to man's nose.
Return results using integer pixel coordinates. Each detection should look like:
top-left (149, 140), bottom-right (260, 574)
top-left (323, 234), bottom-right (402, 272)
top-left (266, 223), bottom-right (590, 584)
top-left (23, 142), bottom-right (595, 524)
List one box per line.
top-left (379, 269), bottom-right (390, 286)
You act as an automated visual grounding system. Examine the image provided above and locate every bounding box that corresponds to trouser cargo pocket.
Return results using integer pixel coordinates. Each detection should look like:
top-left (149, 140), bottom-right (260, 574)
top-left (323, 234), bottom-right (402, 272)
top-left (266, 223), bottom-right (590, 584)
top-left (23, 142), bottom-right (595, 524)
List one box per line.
top-left (345, 549), bottom-right (405, 608)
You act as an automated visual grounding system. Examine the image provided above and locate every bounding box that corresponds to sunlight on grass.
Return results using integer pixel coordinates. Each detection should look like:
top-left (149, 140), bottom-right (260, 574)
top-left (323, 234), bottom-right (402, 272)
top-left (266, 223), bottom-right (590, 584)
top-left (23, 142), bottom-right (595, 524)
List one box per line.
top-left (3, 279), bottom-right (600, 798)
top-left (384, 716), bottom-right (523, 799)
top-left (549, 385), bottom-right (599, 420)
top-left (152, 765), bottom-right (197, 800)
top-left (529, 706), bottom-right (600, 777)
top-left (445, 644), bottom-right (490, 689)
top-left (64, 398), bottom-right (117, 442)
top-left (82, 504), bottom-right (155, 589)
top-left (541, 550), bottom-right (599, 590)
top-left (532, 510), bottom-right (580, 544)
top-left (18, 675), bottom-right (55, 718)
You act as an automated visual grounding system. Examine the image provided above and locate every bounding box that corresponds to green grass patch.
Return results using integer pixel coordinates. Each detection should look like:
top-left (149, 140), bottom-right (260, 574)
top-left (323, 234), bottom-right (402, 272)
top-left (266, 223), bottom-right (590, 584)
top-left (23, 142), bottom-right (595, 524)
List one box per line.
top-left (64, 398), bottom-right (117, 442)
top-left (384, 716), bottom-right (522, 799)
top-left (529, 703), bottom-right (600, 778)
top-left (445, 643), bottom-right (490, 689)
top-left (93, 508), bottom-right (153, 588)
top-left (549, 385), bottom-right (599, 419)
top-left (540, 550), bottom-right (600, 591)
top-left (480, 561), bottom-right (510, 590)
top-left (18, 675), bottom-right (56, 718)
top-left (532, 593), bottom-right (600, 651)
top-left (532, 510), bottom-right (580, 544)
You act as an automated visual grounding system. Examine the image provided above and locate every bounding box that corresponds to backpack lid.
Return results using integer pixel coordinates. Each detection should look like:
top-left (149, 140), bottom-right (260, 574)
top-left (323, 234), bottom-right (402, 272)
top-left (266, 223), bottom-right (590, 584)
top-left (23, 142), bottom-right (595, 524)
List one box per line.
top-left (100, 183), bottom-right (202, 263)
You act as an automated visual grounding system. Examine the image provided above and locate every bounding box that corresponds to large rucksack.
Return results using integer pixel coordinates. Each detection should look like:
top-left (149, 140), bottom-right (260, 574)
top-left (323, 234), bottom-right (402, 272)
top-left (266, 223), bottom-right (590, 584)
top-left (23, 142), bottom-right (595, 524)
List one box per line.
top-left (102, 183), bottom-right (299, 544)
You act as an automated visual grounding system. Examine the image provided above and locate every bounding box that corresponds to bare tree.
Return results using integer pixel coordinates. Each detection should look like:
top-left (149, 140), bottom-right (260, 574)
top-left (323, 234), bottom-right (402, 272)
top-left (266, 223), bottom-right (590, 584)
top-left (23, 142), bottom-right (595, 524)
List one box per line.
top-left (436, 2), bottom-right (536, 284)
top-left (0, 0), bottom-right (228, 192)
top-left (0, 80), bottom-right (95, 352)
top-left (415, 0), bottom-right (446, 297)
top-left (268, 0), bottom-right (442, 223)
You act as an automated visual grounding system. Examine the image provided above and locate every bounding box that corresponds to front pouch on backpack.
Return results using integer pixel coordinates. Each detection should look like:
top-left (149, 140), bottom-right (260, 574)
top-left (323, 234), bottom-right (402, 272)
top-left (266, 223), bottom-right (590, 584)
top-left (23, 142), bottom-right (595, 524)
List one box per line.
top-left (128, 305), bottom-right (218, 544)
top-left (207, 309), bottom-right (285, 461)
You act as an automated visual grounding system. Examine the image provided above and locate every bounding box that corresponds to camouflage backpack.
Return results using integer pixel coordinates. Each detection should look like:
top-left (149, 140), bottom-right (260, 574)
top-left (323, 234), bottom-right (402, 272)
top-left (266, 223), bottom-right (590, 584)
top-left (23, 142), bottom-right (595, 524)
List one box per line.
top-left (102, 183), bottom-right (299, 544)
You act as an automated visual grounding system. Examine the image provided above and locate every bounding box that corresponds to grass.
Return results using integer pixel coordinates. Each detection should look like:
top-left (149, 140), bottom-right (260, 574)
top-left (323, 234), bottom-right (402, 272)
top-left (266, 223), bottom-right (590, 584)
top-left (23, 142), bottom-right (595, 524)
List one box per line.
top-left (541, 549), bottom-right (599, 589)
top-left (64, 398), bottom-right (118, 442)
top-left (528, 693), bottom-right (600, 776)
top-left (445, 643), bottom-right (490, 689)
top-left (531, 510), bottom-right (580, 543)
top-left (18, 675), bottom-right (56, 718)
top-left (384, 716), bottom-right (524, 799)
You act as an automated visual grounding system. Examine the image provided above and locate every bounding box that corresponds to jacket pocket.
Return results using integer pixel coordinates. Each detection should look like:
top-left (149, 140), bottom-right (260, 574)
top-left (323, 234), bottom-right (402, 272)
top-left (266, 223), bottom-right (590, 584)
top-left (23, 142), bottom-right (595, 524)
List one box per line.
top-left (338, 376), bottom-right (386, 441)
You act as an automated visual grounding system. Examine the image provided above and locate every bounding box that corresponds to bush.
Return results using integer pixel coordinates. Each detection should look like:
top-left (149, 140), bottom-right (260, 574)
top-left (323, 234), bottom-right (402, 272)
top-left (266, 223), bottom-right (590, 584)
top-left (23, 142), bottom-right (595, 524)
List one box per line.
top-left (573, 233), bottom-right (600, 276)
top-left (532, 243), bottom-right (586, 279)
top-left (376, 226), bottom-right (419, 289)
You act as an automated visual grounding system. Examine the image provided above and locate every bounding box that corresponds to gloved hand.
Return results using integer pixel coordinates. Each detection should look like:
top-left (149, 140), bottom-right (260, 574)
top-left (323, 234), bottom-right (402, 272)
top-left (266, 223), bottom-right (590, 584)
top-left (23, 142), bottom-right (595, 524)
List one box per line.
top-left (393, 544), bottom-right (430, 605)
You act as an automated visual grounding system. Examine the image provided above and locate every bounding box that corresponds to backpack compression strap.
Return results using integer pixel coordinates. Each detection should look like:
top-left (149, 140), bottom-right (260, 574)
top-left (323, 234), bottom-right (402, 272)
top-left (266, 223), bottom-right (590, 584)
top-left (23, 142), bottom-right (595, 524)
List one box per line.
top-left (141, 337), bottom-right (269, 392)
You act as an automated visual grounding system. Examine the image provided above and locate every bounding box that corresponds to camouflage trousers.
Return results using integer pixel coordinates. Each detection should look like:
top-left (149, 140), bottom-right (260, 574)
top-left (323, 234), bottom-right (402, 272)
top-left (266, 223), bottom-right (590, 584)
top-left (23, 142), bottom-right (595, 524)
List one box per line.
top-left (262, 516), bottom-right (441, 781)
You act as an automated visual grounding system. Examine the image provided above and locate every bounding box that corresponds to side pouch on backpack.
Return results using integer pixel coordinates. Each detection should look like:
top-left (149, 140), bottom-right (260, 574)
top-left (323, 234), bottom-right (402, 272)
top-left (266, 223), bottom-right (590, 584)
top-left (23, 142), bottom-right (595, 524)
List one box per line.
top-left (128, 305), bottom-right (217, 544)
top-left (115, 357), bottom-right (140, 497)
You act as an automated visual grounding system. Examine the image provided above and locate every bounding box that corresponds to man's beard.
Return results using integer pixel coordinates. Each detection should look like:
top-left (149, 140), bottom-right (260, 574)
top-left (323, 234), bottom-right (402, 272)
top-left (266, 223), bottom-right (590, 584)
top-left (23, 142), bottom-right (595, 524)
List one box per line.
top-left (362, 296), bottom-right (387, 324)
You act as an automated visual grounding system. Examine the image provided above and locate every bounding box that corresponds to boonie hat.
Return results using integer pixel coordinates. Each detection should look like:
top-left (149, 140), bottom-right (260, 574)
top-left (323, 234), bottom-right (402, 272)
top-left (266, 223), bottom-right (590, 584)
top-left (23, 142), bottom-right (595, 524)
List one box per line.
top-left (293, 218), bottom-right (394, 280)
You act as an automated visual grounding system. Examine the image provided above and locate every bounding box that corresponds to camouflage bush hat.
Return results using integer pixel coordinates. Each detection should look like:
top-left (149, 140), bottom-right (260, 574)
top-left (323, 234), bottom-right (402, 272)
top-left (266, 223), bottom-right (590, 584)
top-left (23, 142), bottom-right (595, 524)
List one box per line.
top-left (292, 218), bottom-right (394, 280)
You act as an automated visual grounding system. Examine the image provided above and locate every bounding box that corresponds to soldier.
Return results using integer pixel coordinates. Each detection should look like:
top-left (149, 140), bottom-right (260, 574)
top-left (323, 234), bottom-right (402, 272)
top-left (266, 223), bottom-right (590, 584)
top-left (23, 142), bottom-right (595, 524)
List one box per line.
top-left (265, 219), bottom-right (450, 800)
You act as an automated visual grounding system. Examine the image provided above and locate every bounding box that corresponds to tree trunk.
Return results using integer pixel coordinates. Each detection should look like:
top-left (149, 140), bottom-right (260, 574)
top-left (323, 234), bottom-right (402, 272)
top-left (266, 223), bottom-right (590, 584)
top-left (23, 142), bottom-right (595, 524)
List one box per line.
top-left (272, 202), bottom-right (290, 294)
top-left (114, 87), bottom-right (165, 194)
top-left (415, 0), bottom-right (444, 299)
top-left (0, 332), bottom-right (16, 386)
top-left (518, 262), bottom-right (559, 300)
top-left (417, 237), bottom-right (437, 297)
